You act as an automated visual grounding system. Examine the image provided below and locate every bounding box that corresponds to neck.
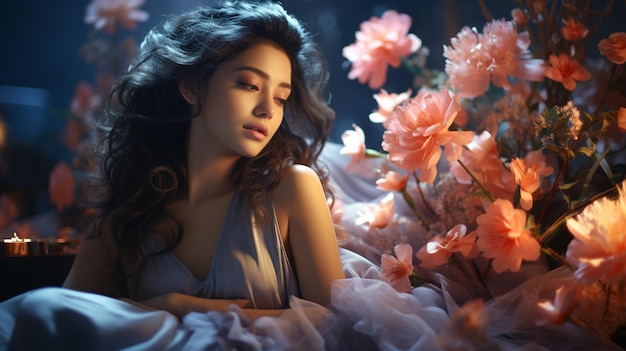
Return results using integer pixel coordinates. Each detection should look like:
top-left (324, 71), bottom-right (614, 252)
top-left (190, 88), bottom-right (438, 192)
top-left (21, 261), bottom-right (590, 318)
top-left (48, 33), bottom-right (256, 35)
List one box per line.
top-left (187, 121), bottom-right (240, 204)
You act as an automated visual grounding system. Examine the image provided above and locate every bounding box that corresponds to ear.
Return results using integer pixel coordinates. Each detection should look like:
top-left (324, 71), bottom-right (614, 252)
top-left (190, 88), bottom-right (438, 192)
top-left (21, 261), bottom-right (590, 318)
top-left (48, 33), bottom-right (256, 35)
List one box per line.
top-left (178, 78), bottom-right (197, 105)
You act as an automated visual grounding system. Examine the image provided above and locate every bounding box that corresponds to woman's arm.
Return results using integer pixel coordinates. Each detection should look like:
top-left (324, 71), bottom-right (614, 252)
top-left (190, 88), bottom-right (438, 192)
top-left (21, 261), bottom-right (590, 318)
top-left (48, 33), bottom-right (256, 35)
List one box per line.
top-left (140, 165), bottom-right (345, 319)
top-left (275, 164), bottom-right (345, 307)
top-left (132, 293), bottom-right (283, 320)
top-left (66, 233), bottom-right (273, 320)
top-left (62, 224), bottom-right (117, 294)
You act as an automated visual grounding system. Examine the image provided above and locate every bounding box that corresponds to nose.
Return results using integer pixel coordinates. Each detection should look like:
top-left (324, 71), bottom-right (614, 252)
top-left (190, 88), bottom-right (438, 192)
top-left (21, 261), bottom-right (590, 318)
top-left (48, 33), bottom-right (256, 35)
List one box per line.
top-left (253, 96), bottom-right (274, 119)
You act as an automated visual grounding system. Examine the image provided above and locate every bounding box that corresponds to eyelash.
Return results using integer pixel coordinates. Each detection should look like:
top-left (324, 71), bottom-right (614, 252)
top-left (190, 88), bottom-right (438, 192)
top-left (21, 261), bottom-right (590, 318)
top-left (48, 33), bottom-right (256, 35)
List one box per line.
top-left (237, 80), bottom-right (259, 91)
top-left (236, 80), bottom-right (288, 106)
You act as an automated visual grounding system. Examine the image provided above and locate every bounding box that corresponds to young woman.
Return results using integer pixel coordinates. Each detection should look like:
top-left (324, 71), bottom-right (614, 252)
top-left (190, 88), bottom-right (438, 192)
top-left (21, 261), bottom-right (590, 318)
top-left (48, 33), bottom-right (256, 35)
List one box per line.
top-left (1, 2), bottom-right (345, 348)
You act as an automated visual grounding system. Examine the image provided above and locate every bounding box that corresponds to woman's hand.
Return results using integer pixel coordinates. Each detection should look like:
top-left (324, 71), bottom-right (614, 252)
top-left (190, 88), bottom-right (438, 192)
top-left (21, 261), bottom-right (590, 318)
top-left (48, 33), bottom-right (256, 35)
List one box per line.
top-left (126, 293), bottom-right (249, 320)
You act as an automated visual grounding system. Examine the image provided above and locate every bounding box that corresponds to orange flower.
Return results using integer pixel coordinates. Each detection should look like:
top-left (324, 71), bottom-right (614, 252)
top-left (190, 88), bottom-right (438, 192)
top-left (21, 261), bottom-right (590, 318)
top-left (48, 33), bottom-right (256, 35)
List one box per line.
top-left (369, 89), bottom-right (412, 127)
top-left (382, 89), bottom-right (473, 183)
top-left (450, 131), bottom-right (515, 200)
top-left (49, 161), bottom-right (75, 212)
top-left (330, 198), bottom-right (344, 225)
top-left (545, 53), bottom-right (592, 91)
top-left (340, 124), bottom-right (366, 169)
top-left (475, 199), bottom-right (541, 273)
top-left (0, 195), bottom-right (18, 229)
top-left (598, 32), bottom-right (626, 65)
top-left (84, 0), bottom-right (149, 34)
top-left (444, 20), bottom-right (545, 98)
top-left (70, 81), bottom-right (101, 119)
top-left (538, 284), bottom-right (582, 324)
top-left (376, 169), bottom-right (409, 192)
top-left (511, 9), bottom-right (527, 25)
top-left (343, 10), bottom-right (421, 89)
top-left (565, 180), bottom-right (626, 285)
top-left (438, 300), bottom-right (494, 350)
top-left (64, 119), bottom-right (84, 151)
top-left (355, 193), bottom-right (395, 231)
top-left (510, 158), bottom-right (540, 210)
top-left (618, 107), bottom-right (626, 132)
top-left (561, 18), bottom-right (588, 41)
top-left (509, 152), bottom-right (553, 211)
top-left (381, 243), bottom-right (414, 293)
top-left (416, 224), bottom-right (479, 268)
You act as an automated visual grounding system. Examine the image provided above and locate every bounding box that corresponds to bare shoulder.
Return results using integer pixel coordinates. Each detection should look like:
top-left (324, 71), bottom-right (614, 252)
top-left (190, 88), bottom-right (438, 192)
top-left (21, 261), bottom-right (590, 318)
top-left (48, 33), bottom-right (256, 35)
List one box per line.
top-left (274, 164), bottom-right (324, 210)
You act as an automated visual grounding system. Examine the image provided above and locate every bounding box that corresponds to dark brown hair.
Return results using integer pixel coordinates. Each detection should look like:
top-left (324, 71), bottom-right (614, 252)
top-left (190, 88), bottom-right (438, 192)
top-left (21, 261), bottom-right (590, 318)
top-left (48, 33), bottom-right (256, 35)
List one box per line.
top-left (85, 1), bottom-right (334, 296)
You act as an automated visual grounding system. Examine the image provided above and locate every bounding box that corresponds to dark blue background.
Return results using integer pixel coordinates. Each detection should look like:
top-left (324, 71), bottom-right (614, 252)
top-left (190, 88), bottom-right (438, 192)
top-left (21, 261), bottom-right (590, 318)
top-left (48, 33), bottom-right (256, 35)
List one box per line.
top-left (0, 0), bottom-right (623, 216)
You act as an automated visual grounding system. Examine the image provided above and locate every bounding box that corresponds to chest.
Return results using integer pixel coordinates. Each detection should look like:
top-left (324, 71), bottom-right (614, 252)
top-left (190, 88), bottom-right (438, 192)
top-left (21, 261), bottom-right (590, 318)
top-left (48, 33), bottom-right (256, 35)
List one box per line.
top-left (170, 193), bottom-right (234, 280)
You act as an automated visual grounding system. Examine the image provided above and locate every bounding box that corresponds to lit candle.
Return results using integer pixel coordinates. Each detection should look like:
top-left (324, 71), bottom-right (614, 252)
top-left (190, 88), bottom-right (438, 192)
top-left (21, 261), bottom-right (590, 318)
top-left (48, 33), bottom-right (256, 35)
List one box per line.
top-left (3, 232), bottom-right (32, 243)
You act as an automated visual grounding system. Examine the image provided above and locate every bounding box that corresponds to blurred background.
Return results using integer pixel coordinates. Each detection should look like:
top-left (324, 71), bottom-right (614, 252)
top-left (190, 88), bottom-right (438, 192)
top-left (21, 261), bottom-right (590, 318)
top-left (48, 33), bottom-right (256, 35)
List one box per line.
top-left (0, 0), bottom-right (623, 226)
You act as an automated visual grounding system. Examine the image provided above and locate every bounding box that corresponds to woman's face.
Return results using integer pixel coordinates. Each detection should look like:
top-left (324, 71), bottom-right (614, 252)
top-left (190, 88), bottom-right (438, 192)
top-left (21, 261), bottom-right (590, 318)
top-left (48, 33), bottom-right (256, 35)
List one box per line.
top-left (184, 43), bottom-right (292, 159)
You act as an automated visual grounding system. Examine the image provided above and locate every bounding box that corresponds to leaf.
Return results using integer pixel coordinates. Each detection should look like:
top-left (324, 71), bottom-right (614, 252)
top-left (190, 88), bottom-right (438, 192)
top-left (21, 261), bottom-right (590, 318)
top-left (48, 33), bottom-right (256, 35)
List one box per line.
top-left (599, 155), bottom-right (616, 184)
top-left (543, 106), bottom-right (560, 124)
top-left (576, 146), bottom-right (595, 157)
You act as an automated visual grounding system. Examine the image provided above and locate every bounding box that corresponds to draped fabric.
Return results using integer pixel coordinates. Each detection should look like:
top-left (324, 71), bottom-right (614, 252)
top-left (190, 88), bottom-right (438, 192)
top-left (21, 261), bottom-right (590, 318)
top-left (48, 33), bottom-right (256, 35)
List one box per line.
top-left (0, 142), bottom-right (623, 350)
top-left (131, 190), bottom-right (300, 309)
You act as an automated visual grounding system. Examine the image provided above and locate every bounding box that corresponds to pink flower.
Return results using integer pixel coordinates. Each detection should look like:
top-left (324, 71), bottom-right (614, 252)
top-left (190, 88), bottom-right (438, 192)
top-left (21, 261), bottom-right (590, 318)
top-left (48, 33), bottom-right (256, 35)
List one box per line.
top-left (416, 224), bottom-right (479, 268)
top-left (64, 119), bottom-right (84, 151)
top-left (565, 180), bottom-right (626, 285)
top-left (475, 199), bottom-right (541, 273)
top-left (381, 243), bottom-right (414, 293)
top-left (85, 0), bottom-right (149, 34)
top-left (509, 151), bottom-right (554, 211)
top-left (0, 195), bottom-right (18, 229)
top-left (376, 169), bottom-right (409, 192)
top-left (70, 81), bottom-right (101, 119)
top-left (598, 32), bottom-right (626, 65)
top-left (444, 20), bottom-right (545, 98)
top-left (49, 161), bottom-right (75, 212)
top-left (355, 193), bottom-right (395, 231)
top-left (523, 150), bottom-right (555, 178)
top-left (369, 89), bottom-right (412, 127)
top-left (438, 300), bottom-right (493, 350)
top-left (340, 124), bottom-right (366, 168)
top-left (545, 54), bottom-right (592, 91)
top-left (343, 10), bottom-right (422, 89)
top-left (510, 158), bottom-right (539, 210)
top-left (538, 284), bottom-right (582, 324)
top-left (330, 198), bottom-right (344, 225)
top-left (450, 131), bottom-right (515, 200)
top-left (511, 8), bottom-right (527, 25)
top-left (618, 107), bottom-right (626, 132)
top-left (561, 18), bottom-right (588, 41)
top-left (382, 89), bottom-right (473, 183)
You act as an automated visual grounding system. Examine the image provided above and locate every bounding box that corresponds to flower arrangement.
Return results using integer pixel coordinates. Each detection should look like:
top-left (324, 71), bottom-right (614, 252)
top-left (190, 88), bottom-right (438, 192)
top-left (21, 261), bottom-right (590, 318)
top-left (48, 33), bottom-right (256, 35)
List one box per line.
top-left (0, 1), bottom-right (148, 240)
top-left (338, 0), bottom-right (626, 345)
top-left (46, 0), bottom-right (149, 234)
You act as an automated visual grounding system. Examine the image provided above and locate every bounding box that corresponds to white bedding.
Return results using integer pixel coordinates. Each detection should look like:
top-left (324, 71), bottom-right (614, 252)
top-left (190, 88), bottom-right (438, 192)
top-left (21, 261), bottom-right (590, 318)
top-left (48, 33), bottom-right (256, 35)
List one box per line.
top-left (0, 142), bottom-right (622, 350)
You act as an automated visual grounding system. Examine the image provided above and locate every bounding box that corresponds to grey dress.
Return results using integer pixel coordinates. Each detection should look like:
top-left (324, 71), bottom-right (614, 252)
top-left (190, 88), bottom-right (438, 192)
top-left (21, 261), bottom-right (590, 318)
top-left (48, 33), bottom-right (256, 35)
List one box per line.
top-left (131, 190), bottom-right (301, 309)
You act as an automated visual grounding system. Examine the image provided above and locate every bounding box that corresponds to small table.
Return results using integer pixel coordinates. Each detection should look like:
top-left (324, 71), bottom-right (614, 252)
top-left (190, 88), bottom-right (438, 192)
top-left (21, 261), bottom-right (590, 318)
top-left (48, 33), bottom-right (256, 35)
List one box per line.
top-left (0, 254), bottom-right (75, 301)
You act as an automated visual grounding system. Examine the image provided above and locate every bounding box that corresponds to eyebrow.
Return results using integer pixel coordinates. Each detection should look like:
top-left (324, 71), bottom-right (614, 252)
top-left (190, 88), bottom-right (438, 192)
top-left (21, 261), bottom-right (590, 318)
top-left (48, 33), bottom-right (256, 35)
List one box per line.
top-left (235, 66), bottom-right (292, 90)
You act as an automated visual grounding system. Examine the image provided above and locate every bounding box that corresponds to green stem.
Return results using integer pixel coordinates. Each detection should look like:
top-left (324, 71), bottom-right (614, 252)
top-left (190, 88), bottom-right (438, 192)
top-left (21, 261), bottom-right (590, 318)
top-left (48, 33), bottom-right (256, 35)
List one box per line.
top-left (540, 185), bottom-right (618, 245)
top-left (541, 247), bottom-right (575, 271)
top-left (401, 188), bottom-right (430, 231)
top-left (365, 149), bottom-right (385, 158)
top-left (456, 159), bottom-right (496, 203)
top-left (410, 271), bottom-right (441, 289)
top-left (413, 172), bottom-right (437, 217)
top-left (538, 157), bottom-right (568, 226)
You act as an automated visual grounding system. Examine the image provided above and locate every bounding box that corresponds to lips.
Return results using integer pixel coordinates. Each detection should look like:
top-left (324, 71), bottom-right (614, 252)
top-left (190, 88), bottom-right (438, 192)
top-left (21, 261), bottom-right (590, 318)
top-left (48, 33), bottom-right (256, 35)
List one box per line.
top-left (243, 123), bottom-right (269, 137)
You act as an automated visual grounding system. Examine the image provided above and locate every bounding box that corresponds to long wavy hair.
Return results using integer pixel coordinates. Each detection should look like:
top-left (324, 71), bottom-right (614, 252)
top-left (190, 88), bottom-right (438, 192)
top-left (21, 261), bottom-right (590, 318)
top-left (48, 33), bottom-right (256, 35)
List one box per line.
top-left (84, 1), bottom-right (335, 297)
